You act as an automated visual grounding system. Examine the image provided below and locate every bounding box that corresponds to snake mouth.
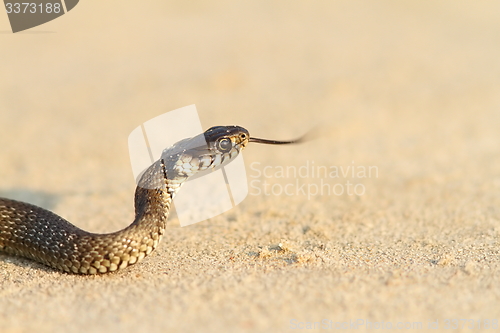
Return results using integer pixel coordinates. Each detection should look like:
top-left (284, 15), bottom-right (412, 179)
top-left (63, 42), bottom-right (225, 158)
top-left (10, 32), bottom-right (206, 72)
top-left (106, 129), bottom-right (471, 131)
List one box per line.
top-left (249, 137), bottom-right (303, 145)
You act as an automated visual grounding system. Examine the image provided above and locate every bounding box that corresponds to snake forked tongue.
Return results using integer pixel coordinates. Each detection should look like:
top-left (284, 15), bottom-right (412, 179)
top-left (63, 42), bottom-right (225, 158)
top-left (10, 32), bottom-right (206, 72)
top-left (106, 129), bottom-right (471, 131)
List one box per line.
top-left (248, 136), bottom-right (303, 145)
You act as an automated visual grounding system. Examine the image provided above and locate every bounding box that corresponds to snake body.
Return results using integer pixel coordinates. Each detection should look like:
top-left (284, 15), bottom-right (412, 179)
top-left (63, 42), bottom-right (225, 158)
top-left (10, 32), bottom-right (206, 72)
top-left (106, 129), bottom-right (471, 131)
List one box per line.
top-left (0, 125), bottom-right (299, 274)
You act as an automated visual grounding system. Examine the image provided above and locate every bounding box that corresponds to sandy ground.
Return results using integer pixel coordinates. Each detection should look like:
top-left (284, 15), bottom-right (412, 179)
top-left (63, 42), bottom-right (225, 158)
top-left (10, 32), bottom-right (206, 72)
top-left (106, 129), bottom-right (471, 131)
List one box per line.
top-left (1, 1), bottom-right (500, 332)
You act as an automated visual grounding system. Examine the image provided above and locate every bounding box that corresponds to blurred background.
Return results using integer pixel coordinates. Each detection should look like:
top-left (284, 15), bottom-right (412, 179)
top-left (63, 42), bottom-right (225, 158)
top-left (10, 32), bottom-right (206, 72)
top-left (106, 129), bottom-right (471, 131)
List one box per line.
top-left (1, 1), bottom-right (500, 332)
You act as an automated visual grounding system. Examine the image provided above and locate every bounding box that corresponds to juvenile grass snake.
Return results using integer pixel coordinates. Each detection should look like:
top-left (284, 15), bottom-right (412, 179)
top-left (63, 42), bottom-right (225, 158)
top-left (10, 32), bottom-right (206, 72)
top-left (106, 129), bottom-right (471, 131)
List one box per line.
top-left (0, 126), bottom-right (300, 274)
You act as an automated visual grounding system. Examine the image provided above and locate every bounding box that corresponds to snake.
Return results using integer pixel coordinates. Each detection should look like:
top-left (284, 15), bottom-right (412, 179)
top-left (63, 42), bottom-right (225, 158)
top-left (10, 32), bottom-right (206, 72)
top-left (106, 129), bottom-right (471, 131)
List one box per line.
top-left (0, 125), bottom-right (300, 274)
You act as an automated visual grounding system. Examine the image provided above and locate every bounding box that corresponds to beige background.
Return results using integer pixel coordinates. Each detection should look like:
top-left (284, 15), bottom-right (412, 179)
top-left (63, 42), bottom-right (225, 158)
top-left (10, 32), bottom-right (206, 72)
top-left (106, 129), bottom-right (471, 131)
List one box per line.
top-left (1, 1), bottom-right (500, 332)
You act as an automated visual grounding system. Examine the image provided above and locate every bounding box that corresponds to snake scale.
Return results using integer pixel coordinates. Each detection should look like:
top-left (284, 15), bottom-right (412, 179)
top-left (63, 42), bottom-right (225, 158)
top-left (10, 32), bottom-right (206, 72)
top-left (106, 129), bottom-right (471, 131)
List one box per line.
top-left (0, 125), bottom-right (300, 274)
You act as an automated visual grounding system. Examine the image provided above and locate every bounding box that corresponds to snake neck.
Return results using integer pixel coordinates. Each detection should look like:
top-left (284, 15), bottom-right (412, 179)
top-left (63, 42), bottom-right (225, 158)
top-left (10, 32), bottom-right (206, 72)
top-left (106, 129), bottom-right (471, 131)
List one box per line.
top-left (132, 157), bottom-right (186, 222)
top-left (107, 158), bottom-right (185, 271)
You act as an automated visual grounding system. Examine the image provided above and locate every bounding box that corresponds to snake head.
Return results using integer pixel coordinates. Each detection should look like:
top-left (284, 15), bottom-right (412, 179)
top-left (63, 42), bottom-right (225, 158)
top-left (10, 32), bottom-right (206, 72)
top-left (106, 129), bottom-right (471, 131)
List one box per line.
top-left (160, 125), bottom-right (249, 180)
top-left (204, 125), bottom-right (250, 155)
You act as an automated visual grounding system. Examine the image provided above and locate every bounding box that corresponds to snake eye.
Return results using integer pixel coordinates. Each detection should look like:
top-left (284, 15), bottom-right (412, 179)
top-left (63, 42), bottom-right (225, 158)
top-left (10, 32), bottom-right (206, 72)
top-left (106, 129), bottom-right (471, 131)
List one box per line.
top-left (216, 137), bottom-right (232, 153)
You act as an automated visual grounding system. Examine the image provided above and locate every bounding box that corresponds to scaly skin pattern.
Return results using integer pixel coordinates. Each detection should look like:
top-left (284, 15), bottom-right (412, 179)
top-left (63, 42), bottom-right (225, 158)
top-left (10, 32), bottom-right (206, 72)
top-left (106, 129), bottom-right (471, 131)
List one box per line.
top-left (0, 160), bottom-right (173, 274)
top-left (0, 125), bottom-right (251, 274)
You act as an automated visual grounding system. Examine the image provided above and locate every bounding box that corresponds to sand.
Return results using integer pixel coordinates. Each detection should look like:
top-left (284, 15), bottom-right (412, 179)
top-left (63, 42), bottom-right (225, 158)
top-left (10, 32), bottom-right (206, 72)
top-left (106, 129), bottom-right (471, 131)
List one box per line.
top-left (1, 1), bottom-right (500, 332)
